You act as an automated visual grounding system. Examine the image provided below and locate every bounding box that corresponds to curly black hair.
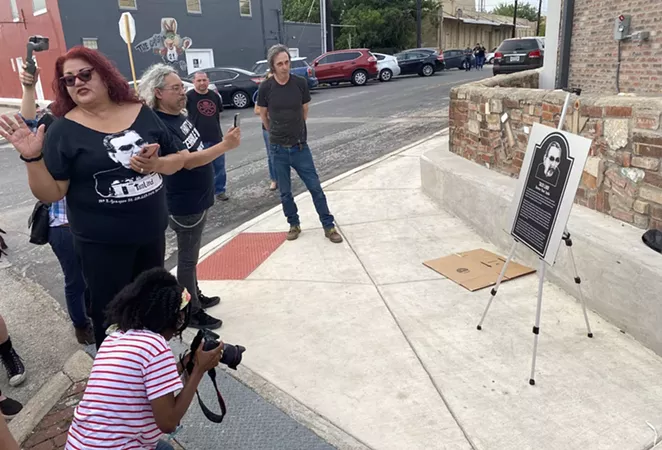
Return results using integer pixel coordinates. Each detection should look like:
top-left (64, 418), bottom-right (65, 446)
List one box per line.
top-left (104, 267), bottom-right (188, 335)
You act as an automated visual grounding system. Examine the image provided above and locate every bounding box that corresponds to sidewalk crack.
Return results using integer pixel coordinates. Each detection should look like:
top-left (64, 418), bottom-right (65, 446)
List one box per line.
top-left (337, 220), bottom-right (478, 450)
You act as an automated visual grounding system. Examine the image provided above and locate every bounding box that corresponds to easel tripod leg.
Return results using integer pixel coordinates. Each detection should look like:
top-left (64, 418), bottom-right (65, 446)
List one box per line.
top-left (562, 231), bottom-right (593, 338)
top-left (529, 259), bottom-right (546, 386)
top-left (477, 242), bottom-right (518, 330)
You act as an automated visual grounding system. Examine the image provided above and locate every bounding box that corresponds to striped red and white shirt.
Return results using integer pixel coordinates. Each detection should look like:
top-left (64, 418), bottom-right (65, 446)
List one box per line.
top-left (66, 330), bottom-right (183, 450)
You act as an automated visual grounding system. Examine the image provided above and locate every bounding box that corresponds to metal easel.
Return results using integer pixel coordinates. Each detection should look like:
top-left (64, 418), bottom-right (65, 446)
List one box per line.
top-left (476, 87), bottom-right (593, 386)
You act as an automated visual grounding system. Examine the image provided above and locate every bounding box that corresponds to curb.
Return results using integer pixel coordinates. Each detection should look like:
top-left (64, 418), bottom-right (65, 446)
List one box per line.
top-left (175, 129), bottom-right (449, 449)
top-left (195, 128), bottom-right (450, 264)
top-left (177, 329), bottom-right (372, 450)
top-left (9, 350), bottom-right (92, 445)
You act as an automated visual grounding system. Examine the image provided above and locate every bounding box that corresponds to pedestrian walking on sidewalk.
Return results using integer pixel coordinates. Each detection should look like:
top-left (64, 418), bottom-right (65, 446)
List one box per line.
top-left (0, 314), bottom-right (25, 419)
top-left (138, 64), bottom-right (241, 330)
top-left (17, 66), bottom-right (94, 346)
top-left (186, 71), bottom-right (229, 201)
top-left (66, 268), bottom-right (224, 450)
top-left (257, 44), bottom-right (342, 243)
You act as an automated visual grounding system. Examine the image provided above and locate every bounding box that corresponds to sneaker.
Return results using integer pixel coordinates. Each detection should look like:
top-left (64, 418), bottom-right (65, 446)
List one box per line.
top-left (1, 347), bottom-right (26, 387)
top-left (0, 396), bottom-right (23, 419)
top-left (189, 310), bottom-right (223, 330)
top-left (74, 324), bottom-right (95, 346)
top-left (286, 225), bottom-right (301, 241)
top-left (199, 292), bottom-right (220, 309)
top-left (216, 193), bottom-right (229, 201)
top-left (324, 227), bottom-right (343, 244)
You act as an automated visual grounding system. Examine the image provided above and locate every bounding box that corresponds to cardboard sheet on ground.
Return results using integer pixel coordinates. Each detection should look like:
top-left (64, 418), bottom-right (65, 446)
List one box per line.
top-left (424, 249), bottom-right (535, 291)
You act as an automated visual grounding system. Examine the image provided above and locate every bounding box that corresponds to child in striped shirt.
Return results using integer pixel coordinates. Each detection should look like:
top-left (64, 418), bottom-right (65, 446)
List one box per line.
top-left (65, 268), bottom-right (224, 450)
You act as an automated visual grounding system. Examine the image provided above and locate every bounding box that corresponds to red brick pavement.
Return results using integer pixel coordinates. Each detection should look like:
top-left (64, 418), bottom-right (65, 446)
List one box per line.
top-left (21, 380), bottom-right (87, 450)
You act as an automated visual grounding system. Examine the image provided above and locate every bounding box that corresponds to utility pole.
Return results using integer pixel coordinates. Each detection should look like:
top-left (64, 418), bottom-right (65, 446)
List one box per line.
top-left (535, 0), bottom-right (543, 35)
top-left (416, 0), bottom-right (422, 48)
top-left (512, 0), bottom-right (519, 38)
top-left (320, 0), bottom-right (328, 53)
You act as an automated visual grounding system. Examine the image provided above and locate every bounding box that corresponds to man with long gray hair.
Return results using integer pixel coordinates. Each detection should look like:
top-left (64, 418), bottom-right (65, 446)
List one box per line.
top-left (257, 44), bottom-right (342, 243)
top-left (138, 64), bottom-right (241, 329)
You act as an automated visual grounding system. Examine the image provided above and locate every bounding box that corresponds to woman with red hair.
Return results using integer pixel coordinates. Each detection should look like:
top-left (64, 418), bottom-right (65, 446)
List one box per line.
top-left (0, 47), bottom-right (193, 347)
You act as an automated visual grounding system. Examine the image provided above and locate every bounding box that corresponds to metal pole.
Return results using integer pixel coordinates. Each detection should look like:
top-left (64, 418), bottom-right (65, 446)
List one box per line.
top-left (320, 0), bottom-right (327, 52)
top-left (416, 0), bottom-right (422, 48)
top-left (529, 259), bottom-right (546, 386)
top-left (477, 241), bottom-right (518, 331)
top-left (536, 0), bottom-right (543, 35)
top-left (124, 15), bottom-right (138, 87)
top-left (512, 0), bottom-right (519, 38)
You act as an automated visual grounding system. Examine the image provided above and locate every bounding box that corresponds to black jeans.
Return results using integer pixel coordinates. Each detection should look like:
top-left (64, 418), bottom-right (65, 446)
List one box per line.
top-left (75, 235), bottom-right (165, 348)
top-left (169, 210), bottom-right (207, 314)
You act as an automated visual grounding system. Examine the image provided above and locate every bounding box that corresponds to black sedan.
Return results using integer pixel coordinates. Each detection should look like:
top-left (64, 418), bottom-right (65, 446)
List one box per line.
top-left (395, 50), bottom-right (445, 77)
top-left (186, 68), bottom-right (262, 109)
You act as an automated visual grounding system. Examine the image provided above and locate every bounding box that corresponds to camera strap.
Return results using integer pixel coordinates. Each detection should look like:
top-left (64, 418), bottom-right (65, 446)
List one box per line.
top-left (193, 368), bottom-right (227, 423)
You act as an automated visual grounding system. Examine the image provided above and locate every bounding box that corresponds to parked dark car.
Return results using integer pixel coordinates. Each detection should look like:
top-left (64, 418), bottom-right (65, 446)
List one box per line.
top-left (312, 49), bottom-right (379, 86)
top-left (493, 37), bottom-right (544, 76)
top-left (442, 49), bottom-right (475, 70)
top-left (395, 49), bottom-right (445, 76)
top-left (186, 68), bottom-right (261, 108)
top-left (251, 56), bottom-right (319, 90)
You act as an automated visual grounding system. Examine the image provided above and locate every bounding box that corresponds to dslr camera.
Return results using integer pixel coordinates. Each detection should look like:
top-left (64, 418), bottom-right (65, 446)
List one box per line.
top-left (189, 328), bottom-right (245, 370)
top-left (185, 329), bottom-right (246, 423)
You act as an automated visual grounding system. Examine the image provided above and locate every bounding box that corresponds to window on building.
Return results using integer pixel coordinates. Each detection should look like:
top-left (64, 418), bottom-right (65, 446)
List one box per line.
top-left (187, 0), bottom-right (202, 14)
top-left (32, 0), bottom-right (47, 14)
top-left (119, 0), bottom-right (137, 10)
top-left (82, 38), bottom-right (99, 49)
top-left (239, 0), bottom-right (251, 17)
top-left (10, 0), bottom-right (19, 21)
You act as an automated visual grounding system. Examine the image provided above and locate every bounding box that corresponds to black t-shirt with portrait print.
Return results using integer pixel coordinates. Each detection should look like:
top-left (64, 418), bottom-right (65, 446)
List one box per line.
top-left (185, 90), bottom-right (223, 143)
top-left (154, 110), bottom-right (215, 217)
top-left (43, 105), bottom-right (181, 245)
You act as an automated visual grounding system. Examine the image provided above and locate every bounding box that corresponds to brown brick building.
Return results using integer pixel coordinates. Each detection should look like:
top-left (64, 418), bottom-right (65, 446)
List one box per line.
top-left (568, 0), bottom-right (662, 95)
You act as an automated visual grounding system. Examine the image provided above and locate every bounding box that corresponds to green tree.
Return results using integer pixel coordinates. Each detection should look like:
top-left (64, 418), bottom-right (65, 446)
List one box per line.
top-left (283, 0), bottom-right (319, 23)
top-left (490, 2), bottom-right (540, 22)
top-left (283, 0), bottom-right (439, 52)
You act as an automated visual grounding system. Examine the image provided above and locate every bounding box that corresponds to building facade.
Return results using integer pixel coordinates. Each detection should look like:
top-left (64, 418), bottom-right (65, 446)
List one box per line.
top-left (422, 0), bottom-right (537, 52)
top-left (0, 0), bottom-right (284, 100)
top-left (567, 0), bottom-right (662, 95)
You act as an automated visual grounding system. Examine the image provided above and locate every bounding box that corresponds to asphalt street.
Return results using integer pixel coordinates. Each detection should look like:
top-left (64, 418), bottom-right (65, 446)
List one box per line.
top-left (0, 68), bottom-right (490, 312)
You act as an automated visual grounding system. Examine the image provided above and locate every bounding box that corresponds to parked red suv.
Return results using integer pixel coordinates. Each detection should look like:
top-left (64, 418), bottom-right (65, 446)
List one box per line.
top-left (312, 49), bottom-right (379, 86)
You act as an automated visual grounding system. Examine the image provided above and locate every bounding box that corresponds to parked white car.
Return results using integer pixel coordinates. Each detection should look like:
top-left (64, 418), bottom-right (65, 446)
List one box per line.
top-left (373, 53), bottom-right (401, 82)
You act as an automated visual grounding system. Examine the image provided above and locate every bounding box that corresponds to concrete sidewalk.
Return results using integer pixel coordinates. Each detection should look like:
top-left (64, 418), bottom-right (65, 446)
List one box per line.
top-left (189, 131), bottom-right (662, 450)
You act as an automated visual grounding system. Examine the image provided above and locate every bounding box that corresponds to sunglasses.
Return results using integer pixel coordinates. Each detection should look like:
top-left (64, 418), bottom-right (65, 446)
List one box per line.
top-left (60, 68), bottom-right (94, 87)
top-left (548, 156), bottom-right (560, 163)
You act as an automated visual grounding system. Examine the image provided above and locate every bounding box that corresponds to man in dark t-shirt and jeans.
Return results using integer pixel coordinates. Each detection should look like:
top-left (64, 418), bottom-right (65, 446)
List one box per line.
top-left (186, 72), bottom-right (229, 201)
top-left (257, 44), bottom-right (342, 243)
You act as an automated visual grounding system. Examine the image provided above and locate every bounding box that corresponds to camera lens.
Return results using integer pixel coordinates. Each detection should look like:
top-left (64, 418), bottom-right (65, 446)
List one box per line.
top-left (220, 343), bottom-right (246, 370)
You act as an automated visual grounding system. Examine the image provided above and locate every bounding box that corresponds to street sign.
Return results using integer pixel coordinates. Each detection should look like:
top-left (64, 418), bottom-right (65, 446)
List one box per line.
top-left (119, 12), bottom-right (136, 44)
top-left (507, 123), bottom-right (591, 266)
top-left (119, 12), bottom-right (138, 87)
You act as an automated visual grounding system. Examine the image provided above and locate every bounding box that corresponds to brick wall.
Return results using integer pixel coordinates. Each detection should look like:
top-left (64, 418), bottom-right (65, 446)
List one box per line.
top-left (449, 70), bottom-right (662, 229)
top-left (568, 0), bottom-right (662, 94)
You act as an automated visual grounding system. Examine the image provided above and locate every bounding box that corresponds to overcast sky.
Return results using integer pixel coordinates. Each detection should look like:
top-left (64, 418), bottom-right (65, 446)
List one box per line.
top-left (480, 0), bottom-right (548, 15)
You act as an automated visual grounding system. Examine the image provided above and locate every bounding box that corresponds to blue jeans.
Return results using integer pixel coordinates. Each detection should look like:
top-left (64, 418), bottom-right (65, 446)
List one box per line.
top-left (263, 129), bottom-right (276, 182)
top-left (48, 226), bottom-right (89, 329)
top-left (203, 141), bottom-right (226, 194)
top-left (270, 143), bottom-right (334, 229)
top-left (155, 440), bottom-right (174, 450)
top-left (476, 55), bottom-right (484, 69)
